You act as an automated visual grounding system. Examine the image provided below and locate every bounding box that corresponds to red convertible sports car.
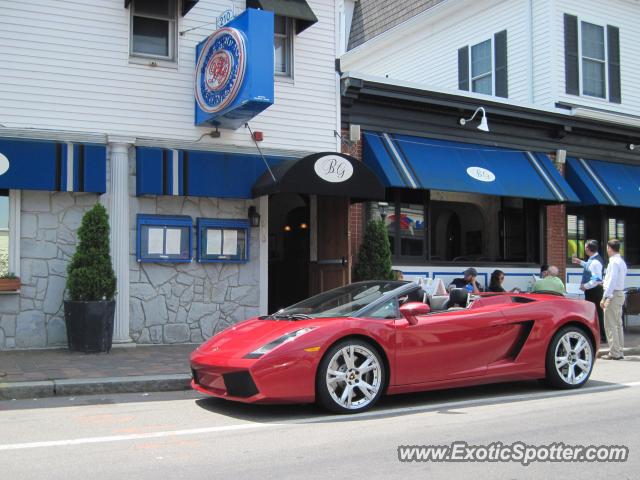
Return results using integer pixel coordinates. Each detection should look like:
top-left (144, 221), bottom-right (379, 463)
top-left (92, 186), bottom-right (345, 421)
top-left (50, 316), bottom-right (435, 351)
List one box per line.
top-left (190, 280), bottom-right (599, 413)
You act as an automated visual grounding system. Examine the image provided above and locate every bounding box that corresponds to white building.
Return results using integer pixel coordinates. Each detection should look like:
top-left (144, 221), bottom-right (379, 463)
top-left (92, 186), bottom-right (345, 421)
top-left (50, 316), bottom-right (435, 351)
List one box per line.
top-left (340, 0), bottom-right (640, 294)
top-left (0, 0), bottom-right (371, 349)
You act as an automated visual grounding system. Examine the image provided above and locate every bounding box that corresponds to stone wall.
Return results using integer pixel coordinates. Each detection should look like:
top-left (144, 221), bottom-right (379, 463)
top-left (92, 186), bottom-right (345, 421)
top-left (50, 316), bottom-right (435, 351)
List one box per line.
top-left (0, 191), bottom-right (98, 350)
top-left (129, 191), bottom-right (261, 345)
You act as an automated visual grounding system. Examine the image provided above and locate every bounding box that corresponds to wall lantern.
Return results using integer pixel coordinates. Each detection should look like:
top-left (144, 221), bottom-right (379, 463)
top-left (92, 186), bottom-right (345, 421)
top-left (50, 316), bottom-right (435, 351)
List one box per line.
top-left (248, 205), bottom-right (261, 227)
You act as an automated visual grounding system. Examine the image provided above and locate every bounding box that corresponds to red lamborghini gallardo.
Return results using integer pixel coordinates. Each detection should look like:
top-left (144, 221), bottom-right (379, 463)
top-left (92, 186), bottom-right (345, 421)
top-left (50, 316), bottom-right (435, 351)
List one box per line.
top-left (190, 281), bottom-right (599, 413)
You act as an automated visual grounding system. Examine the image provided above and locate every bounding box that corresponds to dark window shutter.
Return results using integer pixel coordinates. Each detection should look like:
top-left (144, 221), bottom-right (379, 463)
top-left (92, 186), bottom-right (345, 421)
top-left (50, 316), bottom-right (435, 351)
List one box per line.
top-left (458, 46), bottom-right (469, 91)
top-left (607, 25), bottom-right (621, 103)
top-left (494, 30), bottom-right (508, 98)
top-left (564, 14), bottom-right (579, 95)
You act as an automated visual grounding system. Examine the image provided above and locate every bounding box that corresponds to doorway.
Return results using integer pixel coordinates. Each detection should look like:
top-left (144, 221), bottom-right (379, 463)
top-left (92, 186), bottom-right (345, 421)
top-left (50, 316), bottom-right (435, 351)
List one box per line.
top-left (268, 193), bottom-right (310, 313)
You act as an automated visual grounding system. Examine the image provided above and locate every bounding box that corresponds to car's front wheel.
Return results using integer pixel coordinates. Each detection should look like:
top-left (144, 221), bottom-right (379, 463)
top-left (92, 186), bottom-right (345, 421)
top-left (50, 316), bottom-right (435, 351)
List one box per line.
top-left (316, 339), bottom-right (386, 413)
top-left (545, 326), bottom-right (594, 389)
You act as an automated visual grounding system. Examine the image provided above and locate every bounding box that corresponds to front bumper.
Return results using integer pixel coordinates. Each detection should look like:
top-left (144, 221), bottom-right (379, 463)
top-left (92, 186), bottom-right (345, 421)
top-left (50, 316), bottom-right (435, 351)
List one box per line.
top-left (190, 349), bottom-right (318, 404)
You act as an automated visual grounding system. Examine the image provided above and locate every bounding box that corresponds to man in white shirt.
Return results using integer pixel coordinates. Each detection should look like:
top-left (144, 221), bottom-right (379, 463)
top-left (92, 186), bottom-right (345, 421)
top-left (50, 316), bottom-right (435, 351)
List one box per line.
top-left (600, 239), bottom-right (628, 360)
top-left (572, 239), bottom-right (605, 341)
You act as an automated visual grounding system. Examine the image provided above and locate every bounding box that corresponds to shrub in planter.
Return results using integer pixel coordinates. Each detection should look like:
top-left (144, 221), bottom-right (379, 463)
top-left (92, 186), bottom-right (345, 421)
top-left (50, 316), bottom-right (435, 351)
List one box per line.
top-left (353, 219), bottom-right (394, 282)
top-left (64, 203), bottom-right (117, 353)
top-left (0, 272), bottom-right (21, 291)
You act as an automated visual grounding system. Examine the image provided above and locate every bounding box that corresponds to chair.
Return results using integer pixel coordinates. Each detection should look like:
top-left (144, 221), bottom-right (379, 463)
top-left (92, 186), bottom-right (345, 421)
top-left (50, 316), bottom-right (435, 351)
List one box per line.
top-left (623, 288), bottom-right (640, 332)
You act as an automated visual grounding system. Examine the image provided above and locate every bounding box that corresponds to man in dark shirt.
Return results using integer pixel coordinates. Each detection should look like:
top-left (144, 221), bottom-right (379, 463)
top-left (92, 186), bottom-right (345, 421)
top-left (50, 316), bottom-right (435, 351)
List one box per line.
top-left (449, 267), bottom-right (481, 293)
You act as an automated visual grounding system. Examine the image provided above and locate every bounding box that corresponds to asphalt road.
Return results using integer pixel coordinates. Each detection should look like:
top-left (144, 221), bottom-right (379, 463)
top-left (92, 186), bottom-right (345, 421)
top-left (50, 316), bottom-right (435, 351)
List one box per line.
top-left (2, 356), bottom-right (640, 480)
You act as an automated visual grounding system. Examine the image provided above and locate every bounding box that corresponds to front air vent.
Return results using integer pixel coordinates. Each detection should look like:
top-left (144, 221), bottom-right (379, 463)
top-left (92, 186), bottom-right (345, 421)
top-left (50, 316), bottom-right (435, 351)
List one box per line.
top-left (223, 371), bottom-right (259, 397)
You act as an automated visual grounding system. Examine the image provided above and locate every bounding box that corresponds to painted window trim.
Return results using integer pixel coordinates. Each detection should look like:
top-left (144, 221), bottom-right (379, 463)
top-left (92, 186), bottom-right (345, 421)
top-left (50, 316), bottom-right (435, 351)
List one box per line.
top-left (197, 218), bottom-right (250, 264)
top-left (469, 37), bottom-right (494, 96)
top-left (274, 16), bottom-right (295, 79)
top-left (136, 214), bottom-right (193, 263)
top-left (578, 19), bottom-right (609, 100)
top-left (129, 0), bottom-right (179, 62)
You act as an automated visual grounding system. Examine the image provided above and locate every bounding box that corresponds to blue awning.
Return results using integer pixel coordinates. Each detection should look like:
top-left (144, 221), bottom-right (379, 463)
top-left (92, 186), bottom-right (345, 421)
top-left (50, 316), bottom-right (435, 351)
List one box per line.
top-left (0, 138), bottom-right (106, 193)
top-left (362, 131), bottom-right (579, 202)
top-left (566, 157), bottom-right (640, 207)
top-left (136, 147), bottom-right (290, 198)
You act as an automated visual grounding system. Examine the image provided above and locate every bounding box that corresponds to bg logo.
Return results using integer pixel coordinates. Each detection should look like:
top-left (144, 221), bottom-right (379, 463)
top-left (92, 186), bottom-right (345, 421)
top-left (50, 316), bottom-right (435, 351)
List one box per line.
top-left (466, 166), bottom-right (496, 182)
top-left (314, 155), bottom-right (354, 183)
top-left (195, 27), bottom-right (246, 114)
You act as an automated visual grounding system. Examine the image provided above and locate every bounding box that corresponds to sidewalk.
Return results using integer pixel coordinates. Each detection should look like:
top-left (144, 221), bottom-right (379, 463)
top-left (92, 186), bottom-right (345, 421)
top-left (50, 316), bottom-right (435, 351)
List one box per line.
top-left (1, 328), bottom-right (639, 401)
top-left (0, 344), bottom-right (196, 400)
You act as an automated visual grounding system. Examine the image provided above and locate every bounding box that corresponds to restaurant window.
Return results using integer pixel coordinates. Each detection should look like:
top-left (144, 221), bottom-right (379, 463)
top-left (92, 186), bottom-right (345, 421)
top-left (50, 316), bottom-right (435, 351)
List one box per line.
top-left (567, 214), bottom-right (586, 262)
top-left (382, 190), bottom-right (427, 260)
top-left (383, 201), bottom-right (427, 258)
top-left (607, 217), bottom-right (625, 256)
top-left (275, 15), bottom-right (293, 77)
top-left (0, 191), bottom-right (9, 275)
top-left (381, 191), bottom-right (541, 264)
top-left (130, 0), bottom-right (177, 60)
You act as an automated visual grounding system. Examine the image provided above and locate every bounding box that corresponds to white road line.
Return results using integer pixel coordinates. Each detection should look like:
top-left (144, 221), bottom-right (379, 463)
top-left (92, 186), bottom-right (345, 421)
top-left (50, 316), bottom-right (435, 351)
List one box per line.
top-left (2, 381), bottom-right (639, 451)
top-left (0, 423), bottom-right (274, 451)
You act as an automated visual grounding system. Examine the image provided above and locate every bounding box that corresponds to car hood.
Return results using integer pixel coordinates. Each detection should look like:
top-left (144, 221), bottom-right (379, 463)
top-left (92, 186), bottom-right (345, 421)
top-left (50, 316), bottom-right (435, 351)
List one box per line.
top-left (194, 317), bottom-right (322, 358)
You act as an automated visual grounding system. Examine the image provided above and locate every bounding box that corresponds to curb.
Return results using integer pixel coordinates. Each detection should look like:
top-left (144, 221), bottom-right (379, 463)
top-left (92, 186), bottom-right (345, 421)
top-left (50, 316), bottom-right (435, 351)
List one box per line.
top-left (597, 346), bottom-right (640, 357)
top-left (0, 374), bottom-right (192, 400)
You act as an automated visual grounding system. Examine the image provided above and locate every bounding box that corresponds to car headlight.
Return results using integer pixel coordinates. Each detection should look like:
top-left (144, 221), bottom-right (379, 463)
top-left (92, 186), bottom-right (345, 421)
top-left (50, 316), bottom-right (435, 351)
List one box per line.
top-left (243, 327), bottom-right (316, 359)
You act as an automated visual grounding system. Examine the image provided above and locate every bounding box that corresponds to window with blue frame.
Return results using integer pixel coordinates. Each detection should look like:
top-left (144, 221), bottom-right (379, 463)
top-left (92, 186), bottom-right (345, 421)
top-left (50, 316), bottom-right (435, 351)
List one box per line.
top-left (137, 214), bottom-right (192, 262)
top-left (197, 218), bottom-right (250, 263)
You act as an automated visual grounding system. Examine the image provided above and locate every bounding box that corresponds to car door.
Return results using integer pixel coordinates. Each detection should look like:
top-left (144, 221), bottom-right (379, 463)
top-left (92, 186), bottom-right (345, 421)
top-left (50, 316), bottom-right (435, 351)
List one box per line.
top-left (394, 304), bottom-right (519, 385)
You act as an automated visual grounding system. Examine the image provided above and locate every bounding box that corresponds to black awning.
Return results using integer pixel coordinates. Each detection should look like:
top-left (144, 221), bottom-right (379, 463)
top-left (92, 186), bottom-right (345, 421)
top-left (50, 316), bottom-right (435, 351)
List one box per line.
top-left (246, 0), bottom-right (318, 33)
top-left (124, 0), bottom-right (199, 16)
top-left (252, 152), bottom-right (385, 201)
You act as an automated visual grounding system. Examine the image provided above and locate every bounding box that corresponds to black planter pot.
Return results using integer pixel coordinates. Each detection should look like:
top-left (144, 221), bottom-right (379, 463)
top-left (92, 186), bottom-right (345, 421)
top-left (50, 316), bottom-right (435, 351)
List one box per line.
top-left (64, 300), bottom-right (116, 353)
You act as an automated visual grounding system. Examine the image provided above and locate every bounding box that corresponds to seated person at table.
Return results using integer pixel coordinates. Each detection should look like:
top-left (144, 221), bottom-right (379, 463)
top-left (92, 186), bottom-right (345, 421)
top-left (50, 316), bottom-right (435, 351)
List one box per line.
top-left (532, 265), bottom-right (565, 294)
top-left (449, 267), bottom-right (482, 294)
top-left (488, 270), bottom-right (521, 293)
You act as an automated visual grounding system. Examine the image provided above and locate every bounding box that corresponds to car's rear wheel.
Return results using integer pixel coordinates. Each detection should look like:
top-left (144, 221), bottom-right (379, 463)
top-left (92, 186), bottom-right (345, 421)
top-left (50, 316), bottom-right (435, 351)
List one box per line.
top-left (545, 326), bottom-right (594, 389)
top-left (316, 339), bottom-right (386, 414)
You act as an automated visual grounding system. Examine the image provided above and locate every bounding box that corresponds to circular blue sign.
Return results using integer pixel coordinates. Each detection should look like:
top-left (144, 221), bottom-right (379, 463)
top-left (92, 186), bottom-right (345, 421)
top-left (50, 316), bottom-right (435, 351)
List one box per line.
top-left (195, 27), bottom-right (247, 114)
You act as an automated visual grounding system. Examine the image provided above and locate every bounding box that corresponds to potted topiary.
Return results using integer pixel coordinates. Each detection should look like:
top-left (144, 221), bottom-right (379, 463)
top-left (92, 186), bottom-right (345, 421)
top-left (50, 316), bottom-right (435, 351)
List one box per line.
top-left (64, 203), bottom-right (117, 353)
top-left (353, 219), bottom-right (395, 281)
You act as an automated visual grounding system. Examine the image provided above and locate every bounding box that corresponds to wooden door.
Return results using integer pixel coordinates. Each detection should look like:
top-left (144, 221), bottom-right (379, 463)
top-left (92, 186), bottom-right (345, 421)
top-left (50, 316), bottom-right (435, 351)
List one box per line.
top-left (309, 196), bottom-right (350, 295)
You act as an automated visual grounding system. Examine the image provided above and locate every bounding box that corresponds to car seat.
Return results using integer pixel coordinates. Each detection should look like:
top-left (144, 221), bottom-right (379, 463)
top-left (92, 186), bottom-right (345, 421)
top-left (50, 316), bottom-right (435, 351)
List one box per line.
top-left (444, 288), bottom-right (469, 309)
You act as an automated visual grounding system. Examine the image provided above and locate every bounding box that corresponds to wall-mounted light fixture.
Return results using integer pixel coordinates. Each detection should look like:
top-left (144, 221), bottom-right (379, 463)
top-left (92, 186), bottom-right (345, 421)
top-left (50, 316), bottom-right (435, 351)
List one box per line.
top-left (459, 107), bottom-right (490, 132)
top-left (377, 201), bottom-right (389, 220)
top-left (628, 143), bottom-right (636, 151)
top-left (248, 206), bottom-right (260, 227)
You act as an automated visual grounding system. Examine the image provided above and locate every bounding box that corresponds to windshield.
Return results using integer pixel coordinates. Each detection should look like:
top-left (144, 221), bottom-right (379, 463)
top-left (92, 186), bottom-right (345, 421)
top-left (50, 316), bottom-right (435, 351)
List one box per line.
top-left (273, 281), bottom-right (409, 318)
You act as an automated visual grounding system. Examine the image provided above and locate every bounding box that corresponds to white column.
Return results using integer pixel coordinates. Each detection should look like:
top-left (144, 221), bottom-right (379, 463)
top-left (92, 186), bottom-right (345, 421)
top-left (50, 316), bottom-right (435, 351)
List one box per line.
top-left (106, 138), bottom-right (133, 344)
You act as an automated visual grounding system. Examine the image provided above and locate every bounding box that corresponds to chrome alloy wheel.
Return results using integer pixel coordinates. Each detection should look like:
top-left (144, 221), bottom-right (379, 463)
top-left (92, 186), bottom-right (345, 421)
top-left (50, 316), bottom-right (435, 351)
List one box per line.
top-left (554, 331), bottom-right (593, 385)
top-left (325, 345), bottom-right (382, 410)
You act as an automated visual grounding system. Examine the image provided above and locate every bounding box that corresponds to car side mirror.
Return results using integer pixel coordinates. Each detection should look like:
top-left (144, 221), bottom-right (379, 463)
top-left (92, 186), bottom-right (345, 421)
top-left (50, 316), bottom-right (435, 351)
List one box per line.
top-left (399, 302), bottom-right (430, 325)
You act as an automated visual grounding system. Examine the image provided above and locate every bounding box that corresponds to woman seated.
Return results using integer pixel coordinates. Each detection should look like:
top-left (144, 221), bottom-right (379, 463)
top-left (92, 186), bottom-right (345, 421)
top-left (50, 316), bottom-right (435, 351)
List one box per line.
top-left (488, 270), bottom-right (520, 293)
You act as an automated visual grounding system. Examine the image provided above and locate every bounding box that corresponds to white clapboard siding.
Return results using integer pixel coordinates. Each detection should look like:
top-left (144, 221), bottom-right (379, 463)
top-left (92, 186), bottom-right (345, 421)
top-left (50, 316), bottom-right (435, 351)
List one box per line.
top-left (341, 0), bottom-right (640, 117)
top-left (341, 0), bottom-right (532, 104)
top-left (530, 0), bottom-right (554, 107)
top-left (552, 0), bottom-right (640, 115)
top-left (0, 0), bottom-right (338, 153)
